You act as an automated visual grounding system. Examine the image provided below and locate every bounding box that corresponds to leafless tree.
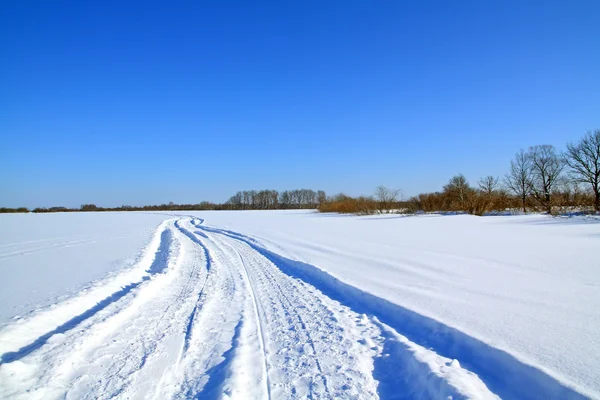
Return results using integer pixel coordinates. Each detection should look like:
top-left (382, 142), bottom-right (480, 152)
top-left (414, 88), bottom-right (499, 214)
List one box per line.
top-left (505, 149), bottom-right (532, 213)
top-left (472, 175), bottom-right (501, 215)
top-left (478, 176), bottom-right (500, 195)
top-left (227, 192), bottom-right (243, 209)
top-left (242, 191), bottom-right (251, 209)
top-left (528, 145), bottom-right (564, 213)
top-left (268, 190), bottom-right (279, 209)
top-left (249, 190), bottom-right (257, 208)
top-left (279, 191), bottom-right (291, 209)
top-left (254, 190), bottom-right (279, 209)
top-left (375, 186), bottom-right (400, 213)
top-left (565, 130), bottom-right (600, 211)
top-left (443, 174), bottom-right (472, 210)
top-left (317, 190), bottom-right (327, 206)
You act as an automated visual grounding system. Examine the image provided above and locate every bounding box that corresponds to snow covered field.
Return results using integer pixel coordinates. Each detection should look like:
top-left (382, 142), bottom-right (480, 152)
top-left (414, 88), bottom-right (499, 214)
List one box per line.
top-left (0, 212), bottom-right (169, 323)
top-left (0, 211), bottom-right (598, 399)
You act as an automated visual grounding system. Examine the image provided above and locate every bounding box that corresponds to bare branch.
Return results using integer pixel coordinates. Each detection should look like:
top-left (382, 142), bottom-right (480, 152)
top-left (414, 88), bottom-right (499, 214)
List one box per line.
top-left (565, 130), bottom-right (600, 211)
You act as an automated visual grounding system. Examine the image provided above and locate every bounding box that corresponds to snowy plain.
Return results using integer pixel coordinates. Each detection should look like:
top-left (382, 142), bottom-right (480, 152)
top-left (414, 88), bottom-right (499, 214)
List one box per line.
top-left (0, 210), bottom-right (598, 399)
top-left (0, 212), bottom-right (169, 323)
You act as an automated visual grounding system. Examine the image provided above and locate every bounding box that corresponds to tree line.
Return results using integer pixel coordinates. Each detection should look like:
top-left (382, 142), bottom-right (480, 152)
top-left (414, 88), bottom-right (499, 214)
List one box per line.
top-left (0, 189), bottom-right (328, 213)
top-left (226, 189), bottom-right (327, 210)
top-left (2, 130), bottom-right (598, 215)
top-left (0, 207), bottom-right (29, 213)
top-left (319, 129), bottom-right (600, 215)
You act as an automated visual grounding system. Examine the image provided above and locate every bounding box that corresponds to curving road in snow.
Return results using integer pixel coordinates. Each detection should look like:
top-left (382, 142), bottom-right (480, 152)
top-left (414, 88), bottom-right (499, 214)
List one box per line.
top-left (0, 216), bottom-right (590, 399)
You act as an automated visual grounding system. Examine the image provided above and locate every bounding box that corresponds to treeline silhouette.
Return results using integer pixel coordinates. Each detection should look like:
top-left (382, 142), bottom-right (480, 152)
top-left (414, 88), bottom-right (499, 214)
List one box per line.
top-left (226, 189), bottom-right (327, 210)
top-left (28, 202), bottom-right (225, 213)
top-left (0, 207), bottom-right (29, 213)
top-left (0, 189), bottom-right (328, 213)
top-left (3, 130), bottom-right (598, 215)
top-left (320, 129), bottom-right (600, 215)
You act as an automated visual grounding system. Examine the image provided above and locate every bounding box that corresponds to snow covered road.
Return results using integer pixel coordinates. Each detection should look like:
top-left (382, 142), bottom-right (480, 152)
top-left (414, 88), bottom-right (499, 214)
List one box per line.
top-left (0, 214), bottom-right (596, 399)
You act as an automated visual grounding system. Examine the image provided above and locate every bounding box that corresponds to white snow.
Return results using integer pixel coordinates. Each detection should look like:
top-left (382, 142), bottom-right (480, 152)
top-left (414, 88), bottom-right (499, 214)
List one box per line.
top-left (0, 211), bottom-right (598, 399)
top-left (0, 212), bottom-right (169, 324)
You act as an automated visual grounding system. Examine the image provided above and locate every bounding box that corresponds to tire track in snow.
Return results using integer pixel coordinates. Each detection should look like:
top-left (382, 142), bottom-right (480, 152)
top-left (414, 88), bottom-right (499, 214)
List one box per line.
top-left (50, 223), bottom-right (192, 398)
top-left (198, 222), bottom-right (586, 400)
top-left (205, 227), bottom-right (380, 399)
top-left (237, 241), bottom-right (331, 396)
top-left (198, 224), bottom-right (500, 399)
top-left (232, 246), bottom-right (272, 400)
top-left (3, 216), bottom-right (564, 399)
top-left (167, 220), bottom-right (255, 399)
top-left (0, 220), bottom-right (215, 399)
top-left (0, 225), bottom-right (175, 366)
top-left (174, 219), bottom-right (213, 353)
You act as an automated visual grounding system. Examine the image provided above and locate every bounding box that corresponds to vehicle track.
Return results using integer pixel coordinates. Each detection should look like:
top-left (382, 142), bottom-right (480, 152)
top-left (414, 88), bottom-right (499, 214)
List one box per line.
top-left (206, 227), bottom-right (382, 399)
top-left (233, 245), bottom-right (272, 399)
top-left (0, 217), bottom-right (502, 400)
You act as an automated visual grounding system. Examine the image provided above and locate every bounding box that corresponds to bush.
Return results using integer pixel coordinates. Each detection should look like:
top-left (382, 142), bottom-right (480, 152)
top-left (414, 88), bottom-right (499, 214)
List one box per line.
top-left (318, 194), bottom-right (378, 214)
top-left (0, 207), bottom-right (29, 213)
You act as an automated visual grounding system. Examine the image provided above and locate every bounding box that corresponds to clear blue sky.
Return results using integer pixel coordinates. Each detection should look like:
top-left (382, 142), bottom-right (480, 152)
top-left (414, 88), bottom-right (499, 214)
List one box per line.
top-left (1, 1), bottom-right (599, 208)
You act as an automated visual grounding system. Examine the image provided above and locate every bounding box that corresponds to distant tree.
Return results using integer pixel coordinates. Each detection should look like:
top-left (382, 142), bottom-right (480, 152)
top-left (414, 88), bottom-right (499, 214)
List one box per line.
top-left (505, 149), bottom-right (533, 213)
top-left (249, 190), bottom-right (257, 208)
top-left (271, 190), bottom-right (280, 209)
top-left (375, 186), bottom-right (400, 213)
top-left (443, 174), bottom-right (473, 211)
top-left (565, 130), bottom-right (600, 211)
top-left (279, 191), bottom-right (291, 209)
top-left (242, 191), bottom-right (251, 209)
top-left (471, 176), bottom-right (501, 215)
top-left (227, 192), bottom-right (243, 209)
top-left (304, 189), bottom-right (317, 207)
top-left (318, 193), bottom-right (377, 214)
top-left (80, 204), bottom-right (98, 211)
top-left (266, 190), bottom-right (279, 209)
top-left (317, 190), bottom-right (327, 206)
top-left (196, 201), bottom-right (216, 210)
top-left (356, 196), bottom-right (378, 214)
top-left (478, 176), bottom-right (499, 195)
top-left (0, 207), bottom-right (29, 213)
top-left (528, 145), bottom-right (564, 213)
top-left (49, 206), bottom-right (70, 212)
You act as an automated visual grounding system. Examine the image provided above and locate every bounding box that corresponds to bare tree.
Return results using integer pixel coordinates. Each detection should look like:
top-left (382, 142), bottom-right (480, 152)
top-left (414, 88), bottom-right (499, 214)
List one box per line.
top-left (249, 190), bottom-right (257, 208)
top-left (317, 190), bottom-right (327, 206)
top-left (472, 175), bottom-right (500, 215)
top-left (227, 192), bottom-right (243, 209)
top-left (255, 190), bottom-right (278, 209)
top-left (443, 174), bottom-right (472, 210)
top-left (505, 149), bottom-right (532, 213)
top-left (242, 191), bottom-right (251, 210)
top-left (268, 190), bottom-right (279, 209)
top-left (565, 130), bottom-right (600, 211)
top-left (528, 145), bottom-right (564, 213)
top-left (478, 176), bottom-right (499, 195)
top-left (375, 186), bottom-right (400, 213)
top-left (279, 191), bottom-right (291, 209)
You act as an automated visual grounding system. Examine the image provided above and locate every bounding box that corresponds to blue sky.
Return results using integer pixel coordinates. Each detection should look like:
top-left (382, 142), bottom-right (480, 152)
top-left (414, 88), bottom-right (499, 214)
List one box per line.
top-left (1, 1), bottom-right (599, 208)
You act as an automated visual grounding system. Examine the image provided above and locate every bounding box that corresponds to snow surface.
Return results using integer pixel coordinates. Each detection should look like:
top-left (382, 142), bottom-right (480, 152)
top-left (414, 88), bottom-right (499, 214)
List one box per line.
top-left (0, 212), bottom-right (168, 323)
top-left (0, 211), bottom-right (598, 399)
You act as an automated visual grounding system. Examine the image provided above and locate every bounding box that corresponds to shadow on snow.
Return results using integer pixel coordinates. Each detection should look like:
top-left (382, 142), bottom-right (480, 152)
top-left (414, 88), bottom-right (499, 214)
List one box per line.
top-left (186, 318), bottom-right (244, 399)
top-left (174, 219), bottom-right (214, 353)
top-left (0, 226), bottom-right (174, 365)
top-left (198, 225), bottom-right (586, 400)
top-left (0, 281), bottom-right (143, 364)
